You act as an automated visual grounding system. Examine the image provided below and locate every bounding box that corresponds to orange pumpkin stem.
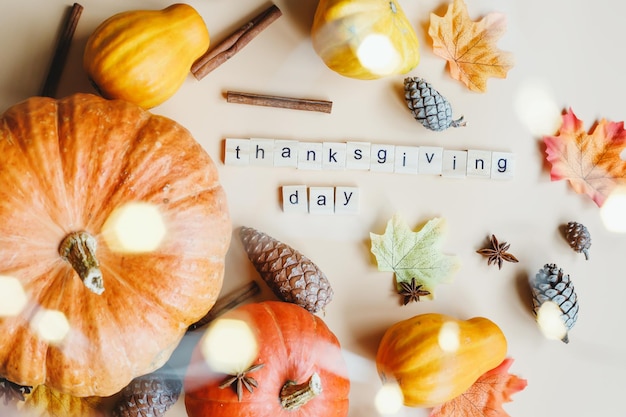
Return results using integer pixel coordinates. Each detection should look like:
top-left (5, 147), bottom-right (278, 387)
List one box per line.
top-left (280, 372), bottom-right (322, 411)
top-left (59, 231), bottom-right (104, 295)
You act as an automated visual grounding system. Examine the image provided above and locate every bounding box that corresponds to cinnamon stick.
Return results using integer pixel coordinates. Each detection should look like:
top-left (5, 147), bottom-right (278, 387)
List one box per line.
top-left (187, 281), bottom-right (261, 331)
top-left (40, 3), bottom-right (83, 97)
top-left (191, 4), bottom-right (282, 80)
top-left (226, 91), bottom-right (333, 113)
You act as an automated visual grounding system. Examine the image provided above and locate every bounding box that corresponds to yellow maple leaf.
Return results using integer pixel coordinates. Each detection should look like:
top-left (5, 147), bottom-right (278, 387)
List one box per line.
top-left (428, 0), bottom-right (514, 92)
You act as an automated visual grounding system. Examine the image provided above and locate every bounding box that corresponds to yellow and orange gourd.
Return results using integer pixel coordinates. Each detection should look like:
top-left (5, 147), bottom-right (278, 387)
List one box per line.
top-left (376, 313), bottom-right (508, 407)
top-left (83, 4), bottom-right (210, 109)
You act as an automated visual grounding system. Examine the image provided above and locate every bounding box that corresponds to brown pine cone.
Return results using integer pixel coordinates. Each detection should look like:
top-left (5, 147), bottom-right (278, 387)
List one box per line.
top-left (239, 226), bottom-right (333, 313)
top-left (564, 221), bottom-right (591, 260)
top-left (110, 367), bottom-right (182, 417)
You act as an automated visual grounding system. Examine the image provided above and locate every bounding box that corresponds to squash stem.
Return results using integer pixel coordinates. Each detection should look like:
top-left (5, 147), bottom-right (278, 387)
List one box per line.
top-left (280, 372), bottom-right (322, 411)
top-left (59, 231), bottom-right (104, 295)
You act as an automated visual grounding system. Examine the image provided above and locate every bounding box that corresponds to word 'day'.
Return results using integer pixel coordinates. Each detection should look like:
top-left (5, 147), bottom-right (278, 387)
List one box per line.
top-left (282, 185), bottom-right (359, 214)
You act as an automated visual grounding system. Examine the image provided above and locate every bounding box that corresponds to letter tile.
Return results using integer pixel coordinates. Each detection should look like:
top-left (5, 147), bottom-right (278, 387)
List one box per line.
top-left (282, 185), bottom-right (308, 213)
top-left (274, 140), bottom-right (299, 168)
top-left (467, 149), bottom-right (492, 178)
top-left (298, 142), bottom-right (323, 170)
top-left (249, 138), bottom-right (275, 166)
top-left (394, 146), bottom-right (419, 174)
top-left (370, 144), bottom-right (395, 173)
top-left (309, 187), bottom-right (335, 214)
top-left (418, 146), bottom-right (444, 175)
top-left (490, 152), bottom-right (515, 180)
top-left (224, 138), bottom-right (250, 166)
top-left (442, 150), bottom-right (468, 178)
top-left (323, 142), bottom-right (347, 170)
top-left (346, 141), bottom-right (371, 170)
top-left (335, 186), bottom-right (359, 214)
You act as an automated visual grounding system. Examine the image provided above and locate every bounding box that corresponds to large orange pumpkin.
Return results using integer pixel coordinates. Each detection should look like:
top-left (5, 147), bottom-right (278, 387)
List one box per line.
top-left (0, 93), bottom-right (230, 397)
top-left (184, 301), bottom-right (350, 417)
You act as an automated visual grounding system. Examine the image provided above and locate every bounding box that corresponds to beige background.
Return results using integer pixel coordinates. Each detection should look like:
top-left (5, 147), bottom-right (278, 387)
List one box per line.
top-left (1, 0), bottom-right (625, 415)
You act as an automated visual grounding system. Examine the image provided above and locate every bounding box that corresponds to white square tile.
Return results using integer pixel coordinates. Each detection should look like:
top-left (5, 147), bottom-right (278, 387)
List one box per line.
top-left (491, 152), bottom-right (515, 180)
top-left (442, 150), bottom-right (468, 178)
top-left (394, 146), bottom-right (419, 174)
top-left (274, 140), bottom-right (299, 168)
top-left (249, 138), bottom-right (275, 166)
top-left (298, 142), bottom-right (323, 170)
top-left (309, 187), bottom-right (335, 214)
top-left (282, 185), bottom-right (308, 213)
top-left (418, 146), bottom-right (444, 175)
top-left (346, 141), bottom-right (371, 170)
top-left (224, 138), bottom-right (250, 166)
top-left (322, 142), bottom-right (347, 170)
top-left (467, 149), bottom-right (492, 178)
top-left (370, 144), bottom-right (395, 173)
top-left (335, 186), bottom-right (359, 214)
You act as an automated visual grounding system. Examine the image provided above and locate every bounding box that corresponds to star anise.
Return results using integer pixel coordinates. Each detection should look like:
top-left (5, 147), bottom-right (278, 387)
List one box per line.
top-left (399, 278), bottom-right (431, 304)
top-left (476, 234), bottom-right (519, 269)
top-left (0, 377), bottom-right (32, 405)
top-left (218, 363), bottom-right (265, 402)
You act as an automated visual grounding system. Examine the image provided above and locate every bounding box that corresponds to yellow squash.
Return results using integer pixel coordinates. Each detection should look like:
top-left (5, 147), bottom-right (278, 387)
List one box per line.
top-left (376, 313), bottom-right (507, 407)
top-left (83, 4), bottom-right (210, 109)
top-left (311, 0), bottom-right (420, 80)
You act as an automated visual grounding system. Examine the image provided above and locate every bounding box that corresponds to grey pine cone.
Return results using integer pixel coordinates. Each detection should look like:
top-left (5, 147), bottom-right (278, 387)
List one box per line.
top-left (240, 226), bottom-right (333, 313)
top-left (531, 263), bottom-right (579, 343)
top-left (404, 77), bottom-right (465, 131)
top-left (111, 366), bottom-right (182, 417)
top-left (564, 221), bottom-right (591, 260)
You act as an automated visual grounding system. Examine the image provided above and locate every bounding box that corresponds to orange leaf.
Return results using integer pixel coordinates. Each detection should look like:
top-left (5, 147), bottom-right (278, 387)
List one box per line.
top-left (430, 358), bottom-right (527, 417)
top-left (428, 0), bottom-right (514, 92)
top-left (544, 108), bottom-right (626, 207)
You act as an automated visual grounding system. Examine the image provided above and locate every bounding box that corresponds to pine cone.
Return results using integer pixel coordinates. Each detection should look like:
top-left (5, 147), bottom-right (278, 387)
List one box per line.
top-left (564, 221), bottom-right (591, 260)
top-left (531, 263), bottom-right (579, 343)
top-left (404, 77), bottom-right (465, 131)
top-left (239, 226), bottom-right (333, 313)
top-left (111, 367), bottom-right (182, 417)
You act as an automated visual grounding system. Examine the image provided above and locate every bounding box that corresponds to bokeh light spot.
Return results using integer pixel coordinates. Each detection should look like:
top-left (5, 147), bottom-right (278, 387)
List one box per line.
top-left (600, 186), bottom-right (626, 233)
top-left (514, 79), bottom-right (561, 136)
top-left (32, 309), bottom-right (70, 344)
top-left (201, 318), bottom-right (258, 374)
top-left (0, 276), bottom-right (27, 317)
top-left (102, 202), bottom-right (166, 253)
top-left (536, 301), bottom-right (567, 341)
top-left (375, 381), bottom-right (404, 415)
top-left (438, 321), bottom-right (461, 352)
top-left (357, 34), bottom-right (401, 76)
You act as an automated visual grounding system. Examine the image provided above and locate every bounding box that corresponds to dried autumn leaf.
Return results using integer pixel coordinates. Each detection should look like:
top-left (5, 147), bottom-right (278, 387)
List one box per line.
top-left (544, 108), bottom-right (626, 207)
top-left (428, 0), bottom-right (514, 92)
top-left (430, 358), bottom-right (527, 417)
top-left (370, 214), bottom-right (460, 299)
top-left (17, 384), bottom-right (103, 417)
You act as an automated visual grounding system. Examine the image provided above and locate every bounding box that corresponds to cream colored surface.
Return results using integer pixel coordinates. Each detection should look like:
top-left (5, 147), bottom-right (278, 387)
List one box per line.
top-left (1, 0), bottom-right (625, 415)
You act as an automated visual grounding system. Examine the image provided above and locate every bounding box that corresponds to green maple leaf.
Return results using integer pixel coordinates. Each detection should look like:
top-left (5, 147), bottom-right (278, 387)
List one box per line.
top-left (370, 214), bottom-right (460, 298)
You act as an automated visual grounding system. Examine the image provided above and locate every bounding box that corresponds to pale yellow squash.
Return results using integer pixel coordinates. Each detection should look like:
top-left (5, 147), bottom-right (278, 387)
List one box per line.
top-left (311, 0), bottom-right (420, 79)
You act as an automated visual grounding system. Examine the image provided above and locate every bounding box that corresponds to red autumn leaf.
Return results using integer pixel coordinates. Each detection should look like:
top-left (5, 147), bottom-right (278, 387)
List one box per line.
top-left (543, 108), bottom-right (626, 207)
top-left (429, 358), bottom-right (527, 417)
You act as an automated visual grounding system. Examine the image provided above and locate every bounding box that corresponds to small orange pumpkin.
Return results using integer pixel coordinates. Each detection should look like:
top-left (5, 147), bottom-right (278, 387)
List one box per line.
top-left (376, 313), bottom-right (507, 407)
top-left (184, 301), bottom-right (350, 417)
top-left (0, 93), bottom-right (230, 397)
